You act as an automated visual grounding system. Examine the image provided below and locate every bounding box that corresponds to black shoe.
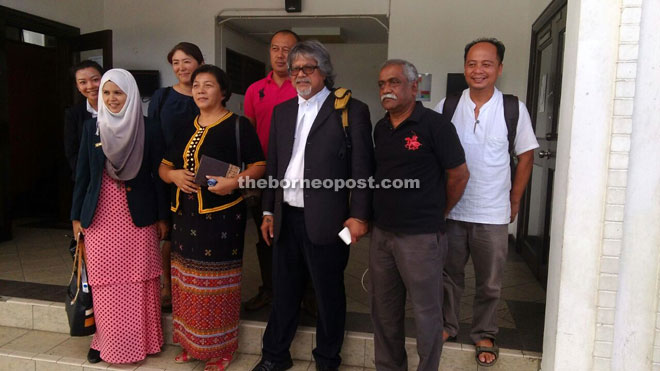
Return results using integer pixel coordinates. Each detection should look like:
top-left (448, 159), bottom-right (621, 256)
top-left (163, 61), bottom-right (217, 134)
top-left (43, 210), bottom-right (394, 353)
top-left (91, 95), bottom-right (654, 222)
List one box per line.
top-left (315, 364), bottom-right (338, 371)
top-left (245, 289), bottom-right (272, 311)
top-left (87, 348), bottom-right (101, 363)
top-left (251, 358), bottom-right (293, 371)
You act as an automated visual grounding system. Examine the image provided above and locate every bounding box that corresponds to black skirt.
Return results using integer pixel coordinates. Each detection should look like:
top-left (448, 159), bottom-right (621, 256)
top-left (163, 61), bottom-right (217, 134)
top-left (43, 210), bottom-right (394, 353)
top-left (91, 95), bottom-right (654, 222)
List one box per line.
top-left (171, 192), bottom-right (247, 263)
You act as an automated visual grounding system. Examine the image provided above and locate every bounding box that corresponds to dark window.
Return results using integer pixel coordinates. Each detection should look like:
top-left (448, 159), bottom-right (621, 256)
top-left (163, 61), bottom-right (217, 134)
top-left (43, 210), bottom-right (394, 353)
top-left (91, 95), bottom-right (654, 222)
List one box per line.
top-left (129, 70), bottom-right (160, 97)
top-left (225, 48), bottom-right (265, 95)
top-left (446, 73), bottom-right (468, 96)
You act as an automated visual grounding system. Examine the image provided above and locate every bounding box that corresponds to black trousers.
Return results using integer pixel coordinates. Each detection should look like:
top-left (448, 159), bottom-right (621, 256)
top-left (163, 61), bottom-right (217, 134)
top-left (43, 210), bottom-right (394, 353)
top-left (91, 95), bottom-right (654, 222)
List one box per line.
top-left (249, 193), bottom-right (272, 292)
top-left (262, 205), bottom-right (349, 368)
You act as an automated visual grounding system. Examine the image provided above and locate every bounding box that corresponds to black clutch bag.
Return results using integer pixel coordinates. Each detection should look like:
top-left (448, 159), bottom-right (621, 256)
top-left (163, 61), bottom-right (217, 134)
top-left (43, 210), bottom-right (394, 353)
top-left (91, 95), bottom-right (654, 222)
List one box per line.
top-left (65, 234), bottom-right (96, 336)
top-left (193, 155), bottom-right (241, 186)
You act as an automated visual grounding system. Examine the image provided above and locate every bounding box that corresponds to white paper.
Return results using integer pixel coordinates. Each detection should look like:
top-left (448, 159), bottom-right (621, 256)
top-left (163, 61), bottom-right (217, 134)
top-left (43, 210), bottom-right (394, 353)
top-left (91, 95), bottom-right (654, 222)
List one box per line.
top-left (338, 227), bottom-right (351, 245)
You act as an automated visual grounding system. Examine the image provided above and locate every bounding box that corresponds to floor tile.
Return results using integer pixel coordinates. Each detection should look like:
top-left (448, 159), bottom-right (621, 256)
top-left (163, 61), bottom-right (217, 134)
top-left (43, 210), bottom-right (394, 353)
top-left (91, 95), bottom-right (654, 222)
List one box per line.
top-left (1, 329), bottom-right (69, 354)
top-left (137, 344), bottom-right (200, 370)
top-left (0, 326), bottom-right (29, 347)
top-left (225, 353), bottom-right (259, 370)
top-left (45, 336), bottom-right (92, 359)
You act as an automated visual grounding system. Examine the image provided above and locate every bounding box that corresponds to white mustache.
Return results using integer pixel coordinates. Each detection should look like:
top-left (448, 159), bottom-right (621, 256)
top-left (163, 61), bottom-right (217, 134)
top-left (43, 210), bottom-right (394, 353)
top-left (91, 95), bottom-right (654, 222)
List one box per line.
top-left (296, 78), bottom-right (311, 84)
top-left (381, 93), bottom-right (397, 102)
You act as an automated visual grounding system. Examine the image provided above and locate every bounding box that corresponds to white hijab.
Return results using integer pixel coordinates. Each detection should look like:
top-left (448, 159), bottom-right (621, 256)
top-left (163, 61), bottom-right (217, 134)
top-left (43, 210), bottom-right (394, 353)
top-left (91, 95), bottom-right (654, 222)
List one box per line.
top-left (96, 69), bottom-right (145, 181)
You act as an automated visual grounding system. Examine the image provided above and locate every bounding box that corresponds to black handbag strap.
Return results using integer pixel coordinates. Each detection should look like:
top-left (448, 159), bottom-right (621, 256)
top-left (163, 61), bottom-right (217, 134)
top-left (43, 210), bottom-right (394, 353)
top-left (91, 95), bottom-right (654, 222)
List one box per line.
top-left (234, 115), bottom-right (244, 171)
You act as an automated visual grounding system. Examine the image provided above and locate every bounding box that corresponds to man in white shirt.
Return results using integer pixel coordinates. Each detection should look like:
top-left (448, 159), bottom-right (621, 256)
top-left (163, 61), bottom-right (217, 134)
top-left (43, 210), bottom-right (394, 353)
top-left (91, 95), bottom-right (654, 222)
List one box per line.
top-left (254, 40), bottom-right (374, 371)
top-left (434, 38), bottom-right (538, 367)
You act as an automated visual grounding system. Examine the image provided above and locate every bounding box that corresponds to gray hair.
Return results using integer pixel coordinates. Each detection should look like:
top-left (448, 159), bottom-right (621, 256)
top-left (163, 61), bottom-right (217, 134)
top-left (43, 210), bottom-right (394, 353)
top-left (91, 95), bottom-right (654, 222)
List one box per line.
top-left (287, 40), bottom-right (336, 88)
top-left (380, 59), bottom-right (418, 83)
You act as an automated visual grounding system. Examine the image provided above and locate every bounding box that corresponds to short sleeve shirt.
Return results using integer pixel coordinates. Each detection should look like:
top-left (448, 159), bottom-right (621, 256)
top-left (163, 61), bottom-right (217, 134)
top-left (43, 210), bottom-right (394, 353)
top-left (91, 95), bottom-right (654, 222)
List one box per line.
top-left (434, 88), bottom-right (539, 224)
top-left (373, 102), bottom-right (466, 234)
top-left (244, 71), bottom-right (297, 158)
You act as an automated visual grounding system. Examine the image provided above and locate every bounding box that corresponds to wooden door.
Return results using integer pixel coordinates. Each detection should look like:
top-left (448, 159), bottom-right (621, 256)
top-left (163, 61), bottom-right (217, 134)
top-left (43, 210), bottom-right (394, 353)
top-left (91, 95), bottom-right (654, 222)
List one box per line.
top-left (0, 6), bottom-right (111, 241)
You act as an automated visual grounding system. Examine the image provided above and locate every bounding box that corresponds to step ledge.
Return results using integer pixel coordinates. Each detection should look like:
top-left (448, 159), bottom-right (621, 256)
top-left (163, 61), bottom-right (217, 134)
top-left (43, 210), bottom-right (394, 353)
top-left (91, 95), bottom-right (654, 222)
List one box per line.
top-left (0, 296), bottom-right (542, 369)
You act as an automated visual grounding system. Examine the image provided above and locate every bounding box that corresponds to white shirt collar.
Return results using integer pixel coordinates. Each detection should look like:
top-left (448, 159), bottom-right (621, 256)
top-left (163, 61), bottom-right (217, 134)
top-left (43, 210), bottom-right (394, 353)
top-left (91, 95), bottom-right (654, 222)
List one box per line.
top-left (464, 86), bottom-right (501, 111)
top-left (297, 86), bottom-right (331, 107)
top-left (86, 100), bottom-right (98, 118)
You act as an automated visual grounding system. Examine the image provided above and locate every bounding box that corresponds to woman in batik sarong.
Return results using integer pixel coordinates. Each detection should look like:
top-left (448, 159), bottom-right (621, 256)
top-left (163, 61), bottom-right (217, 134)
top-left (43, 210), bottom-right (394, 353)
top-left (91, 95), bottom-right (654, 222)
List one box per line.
top-left (159, 64), bottom-right (265, 371)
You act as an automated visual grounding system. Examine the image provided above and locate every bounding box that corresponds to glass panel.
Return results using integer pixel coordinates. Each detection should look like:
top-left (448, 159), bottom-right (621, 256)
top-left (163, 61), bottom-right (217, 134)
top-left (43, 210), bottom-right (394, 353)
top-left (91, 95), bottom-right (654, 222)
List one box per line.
top-left (534, 42), bottom-right (553, 138)
top-left (22, 30), bottom-right (45, 46)
top-left (527, 164), bottom-right (547, 238)
top-left (80, 49), bottom-right (104, 68)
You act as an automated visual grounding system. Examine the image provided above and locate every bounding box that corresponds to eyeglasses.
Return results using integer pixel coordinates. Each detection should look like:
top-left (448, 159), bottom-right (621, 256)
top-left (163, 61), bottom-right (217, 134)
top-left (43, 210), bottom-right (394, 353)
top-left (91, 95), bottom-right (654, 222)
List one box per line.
top-left (289, 65), bottom-right (319, 75)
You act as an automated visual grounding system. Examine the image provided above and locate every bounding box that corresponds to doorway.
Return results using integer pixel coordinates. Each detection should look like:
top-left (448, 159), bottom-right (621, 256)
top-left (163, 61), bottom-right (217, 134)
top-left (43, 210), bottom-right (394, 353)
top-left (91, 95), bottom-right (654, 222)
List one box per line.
top-left (516, 0), bottom-right (567, 286)
top-left (0, 6), bottom-right (112, 242)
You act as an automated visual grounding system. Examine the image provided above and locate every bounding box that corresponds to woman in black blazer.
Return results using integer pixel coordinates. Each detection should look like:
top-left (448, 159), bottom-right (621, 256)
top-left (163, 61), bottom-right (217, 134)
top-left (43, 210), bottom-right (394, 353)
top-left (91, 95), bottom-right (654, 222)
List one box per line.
top-left (70, 69), bottom-right (168, 365)
top-left (64, 60), bottom-right (103, 178)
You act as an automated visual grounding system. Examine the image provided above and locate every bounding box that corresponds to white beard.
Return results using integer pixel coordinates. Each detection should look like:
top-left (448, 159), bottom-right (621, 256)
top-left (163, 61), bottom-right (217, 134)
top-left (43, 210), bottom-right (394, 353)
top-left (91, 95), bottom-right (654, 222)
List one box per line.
top-left (296, 85), bottom-right (312, 97)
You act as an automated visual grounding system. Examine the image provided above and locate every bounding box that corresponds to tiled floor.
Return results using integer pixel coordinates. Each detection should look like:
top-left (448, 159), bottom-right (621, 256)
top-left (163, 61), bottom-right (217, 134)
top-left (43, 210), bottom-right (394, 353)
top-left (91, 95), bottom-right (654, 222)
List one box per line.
top-left (0, 218), bottom-right (547, 351)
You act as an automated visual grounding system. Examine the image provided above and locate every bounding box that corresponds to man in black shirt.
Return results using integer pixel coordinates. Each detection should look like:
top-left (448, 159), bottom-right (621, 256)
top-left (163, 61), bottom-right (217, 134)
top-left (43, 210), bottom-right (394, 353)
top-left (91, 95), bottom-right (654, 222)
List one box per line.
top-left (370, 59), bottom-right (469, 371)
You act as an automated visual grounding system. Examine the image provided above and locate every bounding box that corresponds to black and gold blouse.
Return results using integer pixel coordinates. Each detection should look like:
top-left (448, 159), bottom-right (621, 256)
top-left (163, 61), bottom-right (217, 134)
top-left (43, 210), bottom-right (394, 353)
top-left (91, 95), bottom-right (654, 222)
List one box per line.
top-left (162, 112), bottom-right (265, 214)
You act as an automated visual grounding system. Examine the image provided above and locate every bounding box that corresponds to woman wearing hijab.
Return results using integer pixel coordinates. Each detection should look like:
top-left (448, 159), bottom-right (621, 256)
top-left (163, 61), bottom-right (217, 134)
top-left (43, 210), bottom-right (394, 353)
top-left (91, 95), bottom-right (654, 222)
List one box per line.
top-left (148, 42), bottom-right (203, 312)
top-left (71, 68), bottom-right (169, 364)
top-left (159, 65), bottom-right (265, 370)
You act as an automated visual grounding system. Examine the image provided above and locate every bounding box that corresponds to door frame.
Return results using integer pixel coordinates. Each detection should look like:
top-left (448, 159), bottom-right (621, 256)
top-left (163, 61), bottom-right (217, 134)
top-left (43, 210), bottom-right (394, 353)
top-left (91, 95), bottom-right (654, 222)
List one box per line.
top-left (516, 0), bottom-right (567, 285)
top-left (0, 6), bottom-right (80, 241)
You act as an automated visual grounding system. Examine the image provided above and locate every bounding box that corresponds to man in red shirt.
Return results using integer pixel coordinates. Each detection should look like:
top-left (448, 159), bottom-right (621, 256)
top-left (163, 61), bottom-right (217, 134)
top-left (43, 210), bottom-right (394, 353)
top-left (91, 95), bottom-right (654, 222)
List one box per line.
top-left (243, 30), bottom-right (300, 311)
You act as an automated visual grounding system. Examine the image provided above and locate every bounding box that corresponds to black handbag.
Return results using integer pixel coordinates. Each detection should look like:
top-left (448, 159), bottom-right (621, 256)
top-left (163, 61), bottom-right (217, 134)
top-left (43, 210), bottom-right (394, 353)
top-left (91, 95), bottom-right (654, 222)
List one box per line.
top-left (65, 233), bottom-right (96, 336)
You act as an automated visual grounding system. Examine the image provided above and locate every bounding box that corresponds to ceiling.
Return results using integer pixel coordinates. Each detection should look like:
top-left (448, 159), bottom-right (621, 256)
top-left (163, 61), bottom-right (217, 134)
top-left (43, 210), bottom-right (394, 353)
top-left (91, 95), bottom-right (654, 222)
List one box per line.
top-left (218, 15), bottom-right (389, 44)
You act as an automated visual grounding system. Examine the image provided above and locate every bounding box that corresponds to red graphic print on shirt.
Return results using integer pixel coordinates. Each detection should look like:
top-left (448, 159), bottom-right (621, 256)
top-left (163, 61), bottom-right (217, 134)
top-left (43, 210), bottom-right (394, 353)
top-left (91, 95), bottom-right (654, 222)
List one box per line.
top-left (404, 133), bottom-right (422, 151)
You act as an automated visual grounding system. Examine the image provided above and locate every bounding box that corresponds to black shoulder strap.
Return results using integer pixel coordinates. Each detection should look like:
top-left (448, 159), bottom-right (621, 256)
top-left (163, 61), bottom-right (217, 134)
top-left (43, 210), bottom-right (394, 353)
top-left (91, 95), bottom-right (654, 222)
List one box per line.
top-left (334, 88), bottom-right (352, 152)
top-left (234, 115), bottom-right (243, 170)
top-left (502, 94), bottom-right (519, 157)
top-left (442, 93), bottom-right (461, 120)
top-left (157, 87), bottom-right (172, 119)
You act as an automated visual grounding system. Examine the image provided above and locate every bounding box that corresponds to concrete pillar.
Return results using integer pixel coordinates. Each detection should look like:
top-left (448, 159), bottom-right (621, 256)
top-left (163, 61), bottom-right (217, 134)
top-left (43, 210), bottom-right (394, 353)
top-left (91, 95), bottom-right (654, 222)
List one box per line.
top-left (541, 1), bottom-right (620, 370)
top-left (611, 0), bottom-right (660, 369)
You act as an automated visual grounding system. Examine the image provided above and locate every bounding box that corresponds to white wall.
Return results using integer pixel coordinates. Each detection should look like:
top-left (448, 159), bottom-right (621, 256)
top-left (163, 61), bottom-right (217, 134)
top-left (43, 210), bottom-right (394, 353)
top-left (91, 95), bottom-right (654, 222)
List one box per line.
top-left (101, 1), bottom-right (216, 84)
top-left (542, 0), bottom-right (621, 369)
top-left (388, 0), bottom-right (551, 108)
top-left (325, 43), bottom-right (388, 125)
top-left (101, 0), bottom-right (389, 90)
top-left (0, 0), bottom-right (104, 33)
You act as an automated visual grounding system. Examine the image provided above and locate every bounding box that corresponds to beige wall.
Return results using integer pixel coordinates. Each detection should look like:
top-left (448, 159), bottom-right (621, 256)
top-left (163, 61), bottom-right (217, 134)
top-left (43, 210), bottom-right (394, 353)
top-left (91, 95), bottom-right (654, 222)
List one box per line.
top-left (388, 0), bottom-right (551, 108)
top-left (0, 0), bottom-right (104, 33)
top-left (325, 43), bottom-right (388, 125)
